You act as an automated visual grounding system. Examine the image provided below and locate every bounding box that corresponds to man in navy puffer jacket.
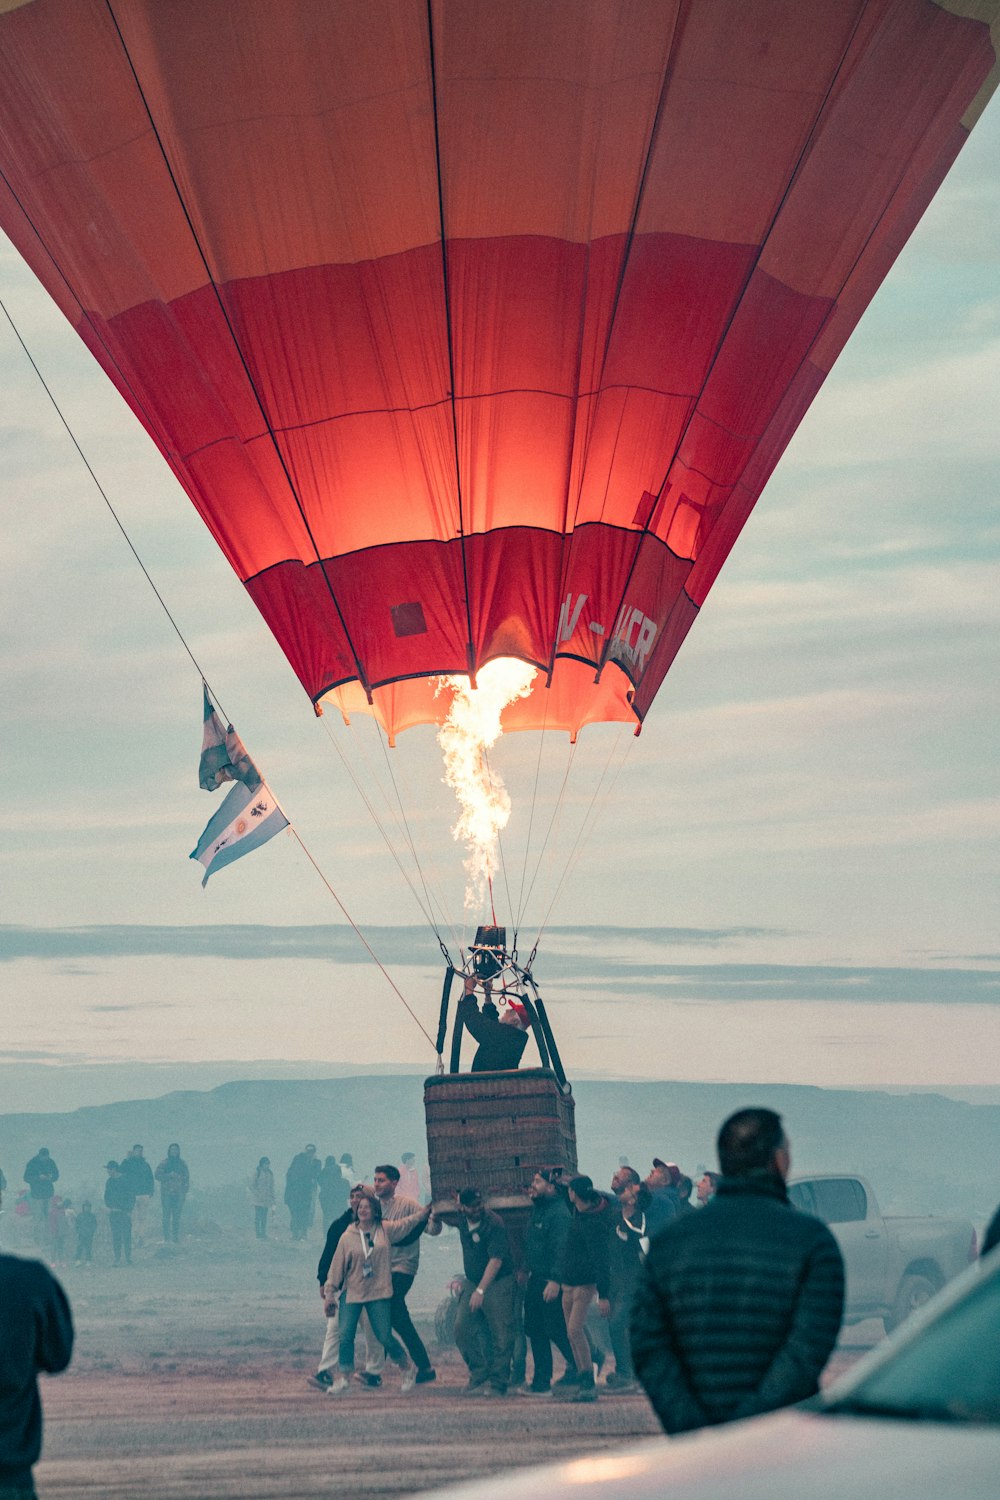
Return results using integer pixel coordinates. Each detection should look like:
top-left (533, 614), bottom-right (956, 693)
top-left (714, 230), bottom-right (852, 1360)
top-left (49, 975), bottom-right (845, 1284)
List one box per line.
top-left (631, 1107), bottom-right (844, 1435)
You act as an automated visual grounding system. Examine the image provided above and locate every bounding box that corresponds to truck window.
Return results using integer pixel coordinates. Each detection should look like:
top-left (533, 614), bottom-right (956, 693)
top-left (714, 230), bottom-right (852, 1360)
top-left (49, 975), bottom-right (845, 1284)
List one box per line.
top-left (811, 1178), bottom-right (868, 1224)
top-left (788, 1182), bottom-right (818, 1217)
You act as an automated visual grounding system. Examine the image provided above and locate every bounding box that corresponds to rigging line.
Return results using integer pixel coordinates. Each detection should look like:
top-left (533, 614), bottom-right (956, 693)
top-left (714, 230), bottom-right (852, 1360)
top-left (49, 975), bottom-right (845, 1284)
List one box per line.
top-left (0, 297), bottom-right (434, 1051)
top-left (319, 716), bottom-right (447, 942)
top-left (0, 295), bottom-right (229, 720)
top-left (519, 736), bottom-right (579, 922)
top-left (480, 743), bottom-right (515, 929)
top-left (528, 726), bottom-right (633, 957)
top-left (102, 0), bottom-right (374, 701)
top-left (514, 687), bottom-right (552, 934)
top-left (539, 729), bottom-right (632, 946)
top-left (425, 0), bottom-right (476, 679)
top-left (288, 828), bottom-right (436, 1052)
top-left (596, 0), bottom-right (874, 688)
top-left (371, 716), bottom-right (465, 958)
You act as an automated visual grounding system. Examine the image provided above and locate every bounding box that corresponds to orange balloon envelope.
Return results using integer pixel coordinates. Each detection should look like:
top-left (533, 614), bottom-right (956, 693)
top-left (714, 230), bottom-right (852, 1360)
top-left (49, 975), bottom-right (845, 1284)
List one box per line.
top-left (0, 0), bottom-right (996, 739)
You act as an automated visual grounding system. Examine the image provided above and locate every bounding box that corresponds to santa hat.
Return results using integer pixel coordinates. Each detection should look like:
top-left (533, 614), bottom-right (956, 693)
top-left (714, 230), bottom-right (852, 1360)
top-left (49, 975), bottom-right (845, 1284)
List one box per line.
top-left (500, 1001), bottom-right (530, 1030)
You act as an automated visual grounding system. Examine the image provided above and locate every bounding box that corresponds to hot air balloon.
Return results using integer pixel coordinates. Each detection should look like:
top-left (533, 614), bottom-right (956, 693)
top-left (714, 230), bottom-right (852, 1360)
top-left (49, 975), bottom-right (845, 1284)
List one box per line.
top-left (1, 0), bottom-right (997, 1214)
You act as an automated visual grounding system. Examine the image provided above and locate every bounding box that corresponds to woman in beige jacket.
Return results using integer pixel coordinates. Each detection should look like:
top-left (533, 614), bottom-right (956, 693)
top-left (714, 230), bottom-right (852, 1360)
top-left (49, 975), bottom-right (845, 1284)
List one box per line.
top-left (323, 1187), bottom-right (431, 1392)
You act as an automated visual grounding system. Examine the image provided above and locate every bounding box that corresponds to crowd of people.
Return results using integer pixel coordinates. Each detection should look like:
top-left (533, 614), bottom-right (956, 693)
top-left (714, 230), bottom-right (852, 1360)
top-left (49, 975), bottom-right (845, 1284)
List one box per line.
top-left (6, 1107), bottom-right (1000, 1497)
top-left (300, 1131), bottom-right (773, 1408)
top-left (0, 1143), bottom-right (190, 1265)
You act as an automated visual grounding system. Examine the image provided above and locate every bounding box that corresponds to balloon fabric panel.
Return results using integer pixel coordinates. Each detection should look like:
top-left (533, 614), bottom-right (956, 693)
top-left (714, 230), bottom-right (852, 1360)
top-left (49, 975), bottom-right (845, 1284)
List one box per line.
top-left (0, 0), bottom-right (996, 739)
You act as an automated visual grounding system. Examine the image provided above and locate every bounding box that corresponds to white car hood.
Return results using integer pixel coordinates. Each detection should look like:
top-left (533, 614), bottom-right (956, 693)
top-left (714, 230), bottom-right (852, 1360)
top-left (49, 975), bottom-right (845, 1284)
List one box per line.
top-left (420, 1409), bottom-right (1000, 1500)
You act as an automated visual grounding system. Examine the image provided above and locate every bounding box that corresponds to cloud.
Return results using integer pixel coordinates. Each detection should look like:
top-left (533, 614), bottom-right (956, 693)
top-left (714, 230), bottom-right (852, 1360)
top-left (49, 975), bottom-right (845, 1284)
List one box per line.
top-left (3, 925), bottom-right (999, 1007)
top-left (0, 922), bottom-right (782, 966)
top-left (0, 1048), bottom-right (91, 1062)
top-left (562, 963), bottom-right (1000, 1005)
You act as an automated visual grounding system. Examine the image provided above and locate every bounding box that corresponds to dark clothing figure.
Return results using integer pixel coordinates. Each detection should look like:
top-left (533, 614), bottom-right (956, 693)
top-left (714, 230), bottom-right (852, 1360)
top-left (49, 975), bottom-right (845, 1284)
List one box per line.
top-left (317, 1208), bottom-right (354, 1286)
top-left (631, 1174), bottom-right (845, 1435)
top-left (22, 1154), bottom-right (58, 1202)
top-left (249, 1162), bottom-right (276, 1240)
top-left (456, 1209), bottom-right (515, 1392)
top-left (982, 1203), bottom-right (1000, 1257)
top-left (74, 1209), bottom-right (97, 1264)
top-left (457, 994), bottom-right (528, 1073)
top-left (23, 1152), bottom-right (59, 1249)
top-left (459, 1207), bottom-right (514, 1288)
top-left (645, 1184), bottom-right (680, 1237)
top-left (154, 1148), bottom-right (189, 1243)
top-left (119, 1154), bottom-right (154, 1198)
top-left (284, 1150), bottom-right (320, 1241)
top-left (559, 1196), bottom-right (613, 1297)
top-left (608, 1188), bottom-right (651, 1383)
top-left (104, 1173), bottom-right (136, 1265)
top-left (523, 1191), bottom-right (574, 1390)
top-left (317, 1159), bottom-right (349, 1230)
top-left (0, 1254), bottom-right (73, 1494)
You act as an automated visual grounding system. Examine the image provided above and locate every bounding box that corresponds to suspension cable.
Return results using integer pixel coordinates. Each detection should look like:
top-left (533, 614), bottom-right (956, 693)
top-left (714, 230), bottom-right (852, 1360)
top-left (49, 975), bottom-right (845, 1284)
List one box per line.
top-left (320, 714), bottom-right (462, 963)
top-left (480, 743), bottom-right (516, 929)
top-left (372, 718), bottom-right (464, 958)
top-left (514, 686), bottom-right (552, 936)
top-left (518, 737), bottom-right (579, 922)
top-left (528, 727), bottom-right (634, 959)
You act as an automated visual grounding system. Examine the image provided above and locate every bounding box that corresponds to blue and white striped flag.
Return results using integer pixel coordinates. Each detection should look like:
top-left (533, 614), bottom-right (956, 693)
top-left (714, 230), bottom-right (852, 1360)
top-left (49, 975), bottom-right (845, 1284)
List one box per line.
top-left (191, 779), bottom-right (289, 887)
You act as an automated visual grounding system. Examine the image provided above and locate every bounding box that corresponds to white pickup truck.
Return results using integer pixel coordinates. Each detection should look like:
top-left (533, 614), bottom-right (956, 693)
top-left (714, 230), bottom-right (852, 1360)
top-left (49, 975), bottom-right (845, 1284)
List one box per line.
top-left (787, 1173), bottom-right (977, 1333)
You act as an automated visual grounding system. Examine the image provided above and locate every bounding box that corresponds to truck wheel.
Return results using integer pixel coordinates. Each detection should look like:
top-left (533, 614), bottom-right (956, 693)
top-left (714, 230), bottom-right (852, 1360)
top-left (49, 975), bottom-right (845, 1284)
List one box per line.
top-left (884, 1273), bottom-right (937, 1334)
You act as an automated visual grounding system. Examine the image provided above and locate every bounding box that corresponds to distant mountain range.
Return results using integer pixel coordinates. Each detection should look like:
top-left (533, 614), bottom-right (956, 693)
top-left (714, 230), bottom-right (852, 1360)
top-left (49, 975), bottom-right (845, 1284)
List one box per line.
top-left (2, 1074), bottom-right (999, 1230)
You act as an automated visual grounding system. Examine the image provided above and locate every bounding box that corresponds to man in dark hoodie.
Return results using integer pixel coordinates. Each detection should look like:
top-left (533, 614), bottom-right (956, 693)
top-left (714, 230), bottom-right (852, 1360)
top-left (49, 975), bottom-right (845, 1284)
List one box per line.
top-left (631, 1108), bottom-right (845, 1435)
top-left (23, 1149), bottom-right (59, 1248)
top-left (522, 1168), bottom-right (576, 1394)
top-left (558, 1175), bottom-right (613, 1403)
top-left (0, 1182), bottom-right (74, 1499)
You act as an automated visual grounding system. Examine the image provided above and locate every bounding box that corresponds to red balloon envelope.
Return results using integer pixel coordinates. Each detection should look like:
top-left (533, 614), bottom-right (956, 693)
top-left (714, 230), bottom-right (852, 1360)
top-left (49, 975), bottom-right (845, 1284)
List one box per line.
top-left (0, 0), bottom-right (996, 739)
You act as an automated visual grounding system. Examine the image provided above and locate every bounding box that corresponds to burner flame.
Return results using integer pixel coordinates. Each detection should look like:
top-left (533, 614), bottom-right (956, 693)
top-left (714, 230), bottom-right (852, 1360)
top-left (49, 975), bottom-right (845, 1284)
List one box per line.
top-left (436, 658), bottom-right (537, 909)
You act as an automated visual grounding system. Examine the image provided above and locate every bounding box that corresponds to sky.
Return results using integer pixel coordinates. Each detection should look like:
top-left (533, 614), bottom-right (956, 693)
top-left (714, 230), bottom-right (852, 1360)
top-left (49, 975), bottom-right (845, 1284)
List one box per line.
top-left (2, 89), bottom-right (999, 1096)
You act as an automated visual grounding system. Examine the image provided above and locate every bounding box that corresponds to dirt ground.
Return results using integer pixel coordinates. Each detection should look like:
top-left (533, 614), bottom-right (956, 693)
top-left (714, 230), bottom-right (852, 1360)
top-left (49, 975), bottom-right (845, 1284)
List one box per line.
top-left (28, 1227), bottom-right (876, 1500)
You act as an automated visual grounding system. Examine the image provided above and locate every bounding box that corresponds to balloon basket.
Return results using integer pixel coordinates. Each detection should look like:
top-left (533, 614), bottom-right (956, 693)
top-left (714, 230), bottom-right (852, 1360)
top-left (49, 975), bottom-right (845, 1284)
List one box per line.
top-left (424, 1066), bottom-right (577, 1230)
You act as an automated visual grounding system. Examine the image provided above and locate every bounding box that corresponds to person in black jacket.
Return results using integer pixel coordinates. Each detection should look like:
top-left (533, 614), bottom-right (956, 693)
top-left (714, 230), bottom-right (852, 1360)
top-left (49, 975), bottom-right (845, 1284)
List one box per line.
top-left (103, 1162), bottom-right (137, 1266)
top-left (558, 1175), bottom-right (613, 1403)
top-left (119, 1145), bottom-right (155, 1246)
top-left (23, 1148), bottom-right (59, 1248)
top-left (631, 1107), bottom-right (845, 1436)
top-left (284, 1144), bottom-right (320, 1241)
top-left (453, 1186), bottom-right (516, 1396)
top-left (0, 1182), bottom-right (74, 1497)
top-left (456, 979), bottom-right (529, 1072)
top-left (522, 1168), bottom-right (576, 1394)
top-left (317, 1155), bottom-right (349, 1231)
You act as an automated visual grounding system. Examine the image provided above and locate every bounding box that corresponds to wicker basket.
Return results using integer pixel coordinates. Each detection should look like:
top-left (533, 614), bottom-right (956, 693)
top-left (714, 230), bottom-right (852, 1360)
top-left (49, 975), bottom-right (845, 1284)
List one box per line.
top-left (424, 1067), bottom-right (577, 1223)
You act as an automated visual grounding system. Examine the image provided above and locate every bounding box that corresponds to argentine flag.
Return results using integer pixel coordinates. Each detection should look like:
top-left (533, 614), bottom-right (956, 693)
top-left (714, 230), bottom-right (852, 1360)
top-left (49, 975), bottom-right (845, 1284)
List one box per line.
top-left (199, 683), bottom-right (261, 793)
top-left (191, 779), bottom-right (289, 887)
